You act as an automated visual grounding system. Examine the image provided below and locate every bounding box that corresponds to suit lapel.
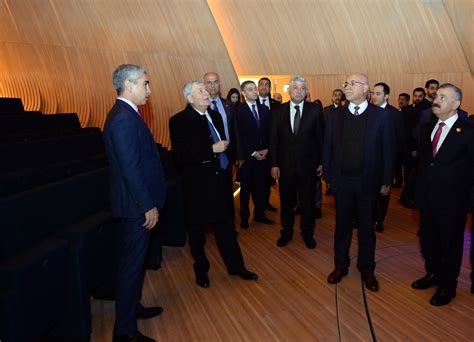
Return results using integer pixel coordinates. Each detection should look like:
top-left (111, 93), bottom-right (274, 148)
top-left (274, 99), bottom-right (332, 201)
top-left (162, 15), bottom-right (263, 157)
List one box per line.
top-left (362, 106), bottom-right (377, 171)
top-left (283, 103), bottom-right (294, 138)
top-left (434, 118), bottom-right (462, 159)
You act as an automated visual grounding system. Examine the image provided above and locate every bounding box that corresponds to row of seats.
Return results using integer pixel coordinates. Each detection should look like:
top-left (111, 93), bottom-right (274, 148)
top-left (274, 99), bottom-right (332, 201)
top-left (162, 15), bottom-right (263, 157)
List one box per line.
top-left (0, 113), bottom-right (81, 137)
top-left (0, 168), bottom-right (117, 341)
top-left (0, 98), bottom-right (186, 340)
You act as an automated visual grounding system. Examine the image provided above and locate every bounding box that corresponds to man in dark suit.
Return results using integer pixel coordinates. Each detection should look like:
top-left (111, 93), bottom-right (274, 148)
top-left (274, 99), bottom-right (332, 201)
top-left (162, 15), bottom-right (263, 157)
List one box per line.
top-left (203, 72), bottom-right (242, 225)
top-left (258, 77), bottom-right (281, 112)
top-left (371, 82), bottom-right (406, 232)
top-left (258, 77), bottom-right (280, 212)
top-left (103, 64), bottom-right (166, 342)
top-left (397, 93), bottom-right (410, 110)
top-left (322, 89), bottom-right (344, 195)
top-left (324, 73), bottom-right (394, 292)
top-left (412, 84), bottom-right (474, 306)
top-left (169, 80), bottom-right (257, 289)
top-left (269, 76), bottom-right (324, 249)
top-left (323, 89), bottom-right (343, 125)
top-left (399, 85), bottom-right (435, 209)
top-left (235, 80), bottom-right (274, 228)
top-left (470, 115), bottom-right (474, 295)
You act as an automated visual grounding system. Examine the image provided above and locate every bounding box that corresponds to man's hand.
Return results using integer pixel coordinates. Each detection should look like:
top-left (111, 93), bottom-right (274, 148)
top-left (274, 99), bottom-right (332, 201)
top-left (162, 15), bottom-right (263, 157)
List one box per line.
top-left (259, 149), bottom-right (269, 158)
top-left (237, 160), bottom-right (245, 168)
top-left (271, 166), bottom-right (280, 180)
top-left (317, 165), bottom-right (323, 177)
top-left (411, 150), bottom-right (417, 158)
top-left (212, 140), bottom-right (229, 153)
top-left (380, 185), bottom-right (390, 196)
top-left (143, 207), bottom-right (159, 230)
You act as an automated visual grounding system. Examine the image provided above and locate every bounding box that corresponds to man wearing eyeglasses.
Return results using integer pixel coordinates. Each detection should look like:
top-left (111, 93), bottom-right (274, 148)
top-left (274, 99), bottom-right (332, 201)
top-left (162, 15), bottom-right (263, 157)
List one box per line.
top-left (324, 73), bottom-right (394, 292)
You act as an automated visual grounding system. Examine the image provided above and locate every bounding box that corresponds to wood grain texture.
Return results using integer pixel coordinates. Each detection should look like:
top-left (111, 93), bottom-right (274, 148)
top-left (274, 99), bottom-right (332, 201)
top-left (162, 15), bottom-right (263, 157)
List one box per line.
top-left (0, 0), bottom-right (472, 146)
top-left (91, 187), bottom-right (474, 341)
top-left (0, 0), bottom-right (238, 147)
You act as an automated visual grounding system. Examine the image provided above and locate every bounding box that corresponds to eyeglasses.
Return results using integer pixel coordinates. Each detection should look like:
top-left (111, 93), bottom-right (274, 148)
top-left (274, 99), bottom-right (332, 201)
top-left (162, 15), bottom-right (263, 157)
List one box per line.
top-left (342, 80), bottom-right (366, 88)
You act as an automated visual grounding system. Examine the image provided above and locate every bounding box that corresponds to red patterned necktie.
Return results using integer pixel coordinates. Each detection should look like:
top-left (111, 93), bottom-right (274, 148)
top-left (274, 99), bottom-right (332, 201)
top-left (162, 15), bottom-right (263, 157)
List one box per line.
top-left (431, 122), bottom-right (445, 156)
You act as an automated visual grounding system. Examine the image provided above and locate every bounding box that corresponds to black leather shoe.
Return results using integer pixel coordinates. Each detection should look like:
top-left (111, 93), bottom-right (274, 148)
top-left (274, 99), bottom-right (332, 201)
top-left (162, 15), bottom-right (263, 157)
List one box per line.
top-left (195, 274), bottom-right (210, 288)
top-left (254, 216), bottom-right (275, 225)
top-left (314, 208), bottom-right (322, 219)
top-left (277, 234), bottom-right (293, 247)
top-left (375, 223), bottom-right (384, 232)
top-left (362, 273), bottom-right (379, 292)
top-left (327, 268), bottom-right (348, 284)
top-left (240, 220), bottom-right (249, 229)
top-left (411, 274), bottom-right (437, 290)
top-left (398, 198), bottom-right (416, 209)
top-left (137, 306), bottom-right (163, 320)
top-left (229, 269), bottom-right (258, 281)
top-left (112, 331), bottom-right (155, 342)
top-left (430, 287), bottom-right (456, 306)
top-left (303, 236), bottom-right (316, 249)
top-left (266, 204), bottom-right (277, 212)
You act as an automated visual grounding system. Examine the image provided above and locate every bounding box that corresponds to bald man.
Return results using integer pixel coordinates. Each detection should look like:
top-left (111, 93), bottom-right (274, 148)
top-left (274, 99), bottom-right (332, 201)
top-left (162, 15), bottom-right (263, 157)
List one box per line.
top-left (324, 72), bottom-right (394, 292)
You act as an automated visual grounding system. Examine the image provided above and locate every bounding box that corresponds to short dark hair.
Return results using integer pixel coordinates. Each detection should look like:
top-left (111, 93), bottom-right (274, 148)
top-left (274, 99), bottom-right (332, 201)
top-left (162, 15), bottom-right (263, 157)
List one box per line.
top-left (333, 89), bottom-right (343, 95)
top-left (413, 87), bottom-right (425, 95)
top-left (240, 80), bottom-right (255, 91)
top-left (438, 83), bottom-right (463, 103)
top-left (425, 79), bottom-right (439, 88)
top-left (374, 82), bottom-right (390, 95)
top-left (258, 77), bottom-right (271, 86)
top-left (399, 93), bottom-right (410, 101)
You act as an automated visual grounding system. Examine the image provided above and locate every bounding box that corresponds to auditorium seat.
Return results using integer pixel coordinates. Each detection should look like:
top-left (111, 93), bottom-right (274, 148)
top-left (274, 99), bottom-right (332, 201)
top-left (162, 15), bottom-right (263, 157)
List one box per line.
top-left (0, 237), bottom-right (69, 341)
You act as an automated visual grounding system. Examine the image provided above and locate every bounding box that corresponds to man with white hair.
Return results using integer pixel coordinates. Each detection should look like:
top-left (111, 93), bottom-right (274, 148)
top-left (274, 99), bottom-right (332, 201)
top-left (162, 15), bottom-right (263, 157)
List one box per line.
top-left (269, 76), bottom-right (324, 249)
top-left (169, 80), bottom-right (258, 289)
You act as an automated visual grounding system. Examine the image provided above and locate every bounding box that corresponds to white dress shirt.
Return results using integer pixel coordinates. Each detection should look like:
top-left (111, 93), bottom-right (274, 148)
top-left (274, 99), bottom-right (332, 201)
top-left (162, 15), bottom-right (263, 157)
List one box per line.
top-left (290, 101), bottom-right (304, 132)
top-left (431, 113), bottom-right (458, 153)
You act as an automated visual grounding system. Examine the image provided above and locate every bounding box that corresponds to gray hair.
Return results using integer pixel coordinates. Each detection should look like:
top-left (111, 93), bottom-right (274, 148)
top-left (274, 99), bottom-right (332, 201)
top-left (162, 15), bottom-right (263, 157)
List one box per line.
top-left (438, 83), bottom-right (463, 103)
top-left (289, 76), bottom-right (307, 89)
top-left (183, 80), bottom-right (203, 102)
top-left (112, 64), bottom-right (146, 96)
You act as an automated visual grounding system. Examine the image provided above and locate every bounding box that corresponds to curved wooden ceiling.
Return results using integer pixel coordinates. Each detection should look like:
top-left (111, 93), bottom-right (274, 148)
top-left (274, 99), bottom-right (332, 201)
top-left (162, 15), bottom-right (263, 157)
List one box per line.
top-left (0, 0), bottom-right (472, 146)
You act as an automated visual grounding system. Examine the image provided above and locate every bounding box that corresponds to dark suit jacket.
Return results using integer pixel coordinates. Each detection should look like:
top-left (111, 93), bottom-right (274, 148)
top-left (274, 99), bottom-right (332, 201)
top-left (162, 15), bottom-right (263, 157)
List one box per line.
top-left (269, 101), bottom-right (324, 179)
top-left (103, 100), bottom-right (166, 218)
top-left (169, 104), bottom-right (233, 224)
top-left (323, 104), bottom-right (339, 126)
top-left (235, 102), bottom-right (271, 161)
top-left (415, 117), bottom-right (474, 213)
top-left (323, 104), bottom-right (395, 195)
top-left (211, 97), bottom-right (242, 161)
top-left (385, 103), bottom-right (407, 151)
top-left (414, 107), bottom-right (469, 142)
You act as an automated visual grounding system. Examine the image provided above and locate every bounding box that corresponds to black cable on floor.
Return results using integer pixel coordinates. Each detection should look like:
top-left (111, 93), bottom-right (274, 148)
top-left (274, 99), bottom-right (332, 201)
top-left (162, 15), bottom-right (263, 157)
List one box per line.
top-left (361, 280), bottom-right (377, 342)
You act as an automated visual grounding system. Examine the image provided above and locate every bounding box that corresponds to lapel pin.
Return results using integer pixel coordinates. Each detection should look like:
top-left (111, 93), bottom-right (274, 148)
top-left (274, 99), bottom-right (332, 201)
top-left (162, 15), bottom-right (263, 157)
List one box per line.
top-left (456, 127), bottom-right (461, 133)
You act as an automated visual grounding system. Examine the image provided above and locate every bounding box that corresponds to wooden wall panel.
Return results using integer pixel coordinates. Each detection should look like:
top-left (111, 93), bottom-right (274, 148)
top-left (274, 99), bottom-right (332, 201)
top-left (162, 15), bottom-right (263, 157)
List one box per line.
top-left (0, 0), bottom-right (238, 147)
top-left (0, 0), bottom-right (472, 147)
top-left (246, 72), bottom-right (473, 114)
top-left (443, 0), bottom-right (473, 72)
top-left (208, 0), bottom-right (470, 75)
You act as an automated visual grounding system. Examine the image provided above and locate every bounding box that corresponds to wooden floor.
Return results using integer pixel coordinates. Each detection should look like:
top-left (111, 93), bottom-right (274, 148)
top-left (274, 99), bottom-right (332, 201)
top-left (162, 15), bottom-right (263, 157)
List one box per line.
top-left (91, 187), bottom-right (474, 341)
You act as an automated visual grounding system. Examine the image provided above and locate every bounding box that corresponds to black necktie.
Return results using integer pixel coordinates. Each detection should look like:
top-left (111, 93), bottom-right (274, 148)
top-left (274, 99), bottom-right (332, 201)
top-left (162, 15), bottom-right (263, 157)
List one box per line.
top-left (293, 105), bottom-right (301, 135)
